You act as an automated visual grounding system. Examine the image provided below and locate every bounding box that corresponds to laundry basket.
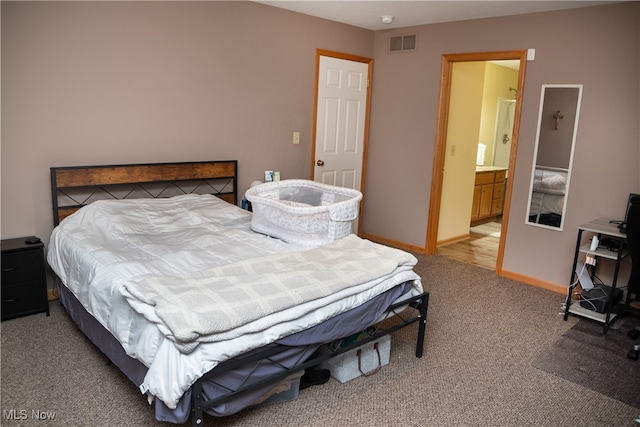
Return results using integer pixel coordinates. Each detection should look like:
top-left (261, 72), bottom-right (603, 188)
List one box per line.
top-left (245, 180), bottom-right (363, 247)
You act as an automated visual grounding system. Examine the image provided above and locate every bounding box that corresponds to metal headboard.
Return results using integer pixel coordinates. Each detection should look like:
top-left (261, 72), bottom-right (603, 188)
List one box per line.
top-left (50, 160), bottom-right (237, 226)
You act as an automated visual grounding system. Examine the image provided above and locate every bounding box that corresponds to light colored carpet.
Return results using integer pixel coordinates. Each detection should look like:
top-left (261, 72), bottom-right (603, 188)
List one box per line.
top-left (1, 254), bottom-right (639, 426)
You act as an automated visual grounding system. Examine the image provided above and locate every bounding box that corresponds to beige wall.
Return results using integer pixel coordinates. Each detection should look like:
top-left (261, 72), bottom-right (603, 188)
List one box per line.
top-left (2, 1), bottom-right (639, 290)
top-left (1, 1), bottom-right (373, 242)
top-left (438, 62), bottom-right (485, 242)
top-left (365, 2), bottom-right (639, 288)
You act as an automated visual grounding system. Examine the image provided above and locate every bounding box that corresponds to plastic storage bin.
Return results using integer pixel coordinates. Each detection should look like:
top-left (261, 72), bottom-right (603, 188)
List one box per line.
top-left (250, 370), bottom-right (304, 407)
top-left (245, 179), bottom-right (363, 248)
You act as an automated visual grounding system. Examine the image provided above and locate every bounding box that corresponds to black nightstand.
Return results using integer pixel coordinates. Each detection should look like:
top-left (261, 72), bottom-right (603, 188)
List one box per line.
top-left (1, 236), bottom-right (50, 321)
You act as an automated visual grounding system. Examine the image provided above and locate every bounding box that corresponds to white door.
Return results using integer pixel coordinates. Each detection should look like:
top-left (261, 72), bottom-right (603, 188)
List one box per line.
top-left (313, 55), bottom-right (369, 191)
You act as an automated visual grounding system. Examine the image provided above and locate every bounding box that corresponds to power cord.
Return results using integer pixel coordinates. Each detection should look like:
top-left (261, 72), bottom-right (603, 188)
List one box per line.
top-left (571, 238), bottom-right (598, 288)
top-left (565, 240), bottom-right (599, 312)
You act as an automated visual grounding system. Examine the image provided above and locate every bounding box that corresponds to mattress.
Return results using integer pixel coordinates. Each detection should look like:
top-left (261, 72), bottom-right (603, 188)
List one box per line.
top-left (47, 194), bottom-right (423, 410)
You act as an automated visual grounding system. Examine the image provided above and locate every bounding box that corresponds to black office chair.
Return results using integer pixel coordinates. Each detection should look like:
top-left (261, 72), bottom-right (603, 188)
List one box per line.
top-left (626, 195), bottom-right (640, 301)
top-left (625, 195), bottom-right (640, 360)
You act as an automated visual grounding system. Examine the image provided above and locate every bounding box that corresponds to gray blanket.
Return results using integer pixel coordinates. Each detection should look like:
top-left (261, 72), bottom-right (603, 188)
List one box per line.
top-left (120, 235), bottom-right (418, 352)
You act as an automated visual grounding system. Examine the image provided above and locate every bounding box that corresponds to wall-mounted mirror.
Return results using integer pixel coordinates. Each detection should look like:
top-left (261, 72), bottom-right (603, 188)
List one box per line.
top-left (526, 84), bottom-right (583, 231)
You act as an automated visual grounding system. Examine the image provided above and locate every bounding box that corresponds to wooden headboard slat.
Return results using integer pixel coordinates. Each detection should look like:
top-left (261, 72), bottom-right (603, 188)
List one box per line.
top-left (53, 162), bottom-right (235, 188)
top-left (51, 161), bottom-right (238, 226)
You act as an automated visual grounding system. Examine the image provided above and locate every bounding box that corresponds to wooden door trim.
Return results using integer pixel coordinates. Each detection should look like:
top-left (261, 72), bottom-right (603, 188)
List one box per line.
top-left (425, 50), bottom-right (527, 275)
top-left (311, 49), bottom-right (373, 235)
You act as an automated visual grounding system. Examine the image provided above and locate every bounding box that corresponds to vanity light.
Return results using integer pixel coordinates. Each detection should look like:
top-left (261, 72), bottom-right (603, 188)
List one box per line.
top-left (380, 15), bottom-right (394, 24)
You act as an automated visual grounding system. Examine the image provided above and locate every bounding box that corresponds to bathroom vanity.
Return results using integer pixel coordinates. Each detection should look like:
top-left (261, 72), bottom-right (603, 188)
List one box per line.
top-left (471, 166), bottom-right (507, 225)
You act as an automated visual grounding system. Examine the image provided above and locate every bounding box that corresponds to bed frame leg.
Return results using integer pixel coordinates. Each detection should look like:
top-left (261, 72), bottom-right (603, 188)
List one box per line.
top-left (415, 292), bottom-right (429, 358)
top-left (191, 380), bottom-right (204, 426)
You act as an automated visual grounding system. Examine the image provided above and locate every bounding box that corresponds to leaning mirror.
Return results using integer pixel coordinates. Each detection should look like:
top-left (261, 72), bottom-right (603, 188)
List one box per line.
top-left (526, 84), bottom-right (583, 231)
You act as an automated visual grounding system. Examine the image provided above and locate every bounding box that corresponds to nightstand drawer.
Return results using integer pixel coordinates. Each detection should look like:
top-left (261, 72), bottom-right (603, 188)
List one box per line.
top-left (1, 280), bottom-right (48, 319)
top-left (1, 250), bottom-right (45, 285)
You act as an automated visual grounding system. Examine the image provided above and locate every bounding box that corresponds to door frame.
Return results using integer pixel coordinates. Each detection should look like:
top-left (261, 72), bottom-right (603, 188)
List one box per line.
top-left (310, 49), bottom-right (373, 235)
top-left (425, 50), bottom-right (527, 275)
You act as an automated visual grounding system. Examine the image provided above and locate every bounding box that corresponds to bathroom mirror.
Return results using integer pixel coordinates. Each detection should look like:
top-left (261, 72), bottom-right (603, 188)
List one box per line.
top-left (526, 84), bottom-right (583, 231)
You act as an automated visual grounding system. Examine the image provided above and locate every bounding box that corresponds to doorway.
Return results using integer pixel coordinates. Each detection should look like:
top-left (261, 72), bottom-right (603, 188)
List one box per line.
top-left (425, 51), bottom-right (527, 275)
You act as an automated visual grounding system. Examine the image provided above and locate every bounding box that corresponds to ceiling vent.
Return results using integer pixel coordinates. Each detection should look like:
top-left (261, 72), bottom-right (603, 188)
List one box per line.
top-left (389, 34), bottom-right (417, 53)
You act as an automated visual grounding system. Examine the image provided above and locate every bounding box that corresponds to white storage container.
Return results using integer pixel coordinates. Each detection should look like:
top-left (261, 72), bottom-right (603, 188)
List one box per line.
top-left (318, 334), bottom-right (391, 383)
top-left (250, 370), bottom-right (304, 407)
top-left (245, 179), bottom-right (363, 248)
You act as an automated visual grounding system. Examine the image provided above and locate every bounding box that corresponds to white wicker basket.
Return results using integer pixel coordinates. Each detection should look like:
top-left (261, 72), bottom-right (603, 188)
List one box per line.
top-left (245, 179), bottom-right (363, 247)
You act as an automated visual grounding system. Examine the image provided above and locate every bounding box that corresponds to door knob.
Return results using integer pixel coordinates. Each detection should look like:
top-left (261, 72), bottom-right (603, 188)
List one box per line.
top-left (316, 160), bottom-right (325, 166)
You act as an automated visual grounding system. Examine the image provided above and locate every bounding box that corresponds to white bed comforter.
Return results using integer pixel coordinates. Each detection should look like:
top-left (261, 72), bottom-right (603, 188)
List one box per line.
top-left (47, 194), bottom-right (422, 408)
top-left (121, 235), bottom-right (417, 353)
top-left (532, 166), bottom-right (567, 196)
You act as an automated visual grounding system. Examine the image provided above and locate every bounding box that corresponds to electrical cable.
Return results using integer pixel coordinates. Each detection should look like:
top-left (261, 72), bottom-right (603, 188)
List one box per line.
top-left (567, 242), bottom-right (598, 307)
top-left (570, 245), bottom-right (596, 289)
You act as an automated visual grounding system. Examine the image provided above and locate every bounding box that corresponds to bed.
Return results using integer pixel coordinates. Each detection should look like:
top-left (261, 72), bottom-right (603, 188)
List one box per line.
top-left (47, 160), bottom-right (429, 425)
top-left (528, 165), bottom-right (568, 227)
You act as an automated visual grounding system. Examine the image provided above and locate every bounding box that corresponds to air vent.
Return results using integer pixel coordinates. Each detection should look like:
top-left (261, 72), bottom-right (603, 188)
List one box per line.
top-left (389, 34), bottom-right (417, 52)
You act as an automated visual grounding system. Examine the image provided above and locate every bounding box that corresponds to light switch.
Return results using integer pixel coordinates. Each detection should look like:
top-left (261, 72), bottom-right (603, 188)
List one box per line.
top-left (293, 131), bottom-right (300, 145)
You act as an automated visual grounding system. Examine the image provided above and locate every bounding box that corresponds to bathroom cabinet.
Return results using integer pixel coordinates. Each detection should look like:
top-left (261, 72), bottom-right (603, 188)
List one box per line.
top-left (471, 169), bottom-right (506, 224)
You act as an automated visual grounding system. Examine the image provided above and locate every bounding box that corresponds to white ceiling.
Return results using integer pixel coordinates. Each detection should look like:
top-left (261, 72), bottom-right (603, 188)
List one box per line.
top-left (255, 1), bottom-right (618, 31)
